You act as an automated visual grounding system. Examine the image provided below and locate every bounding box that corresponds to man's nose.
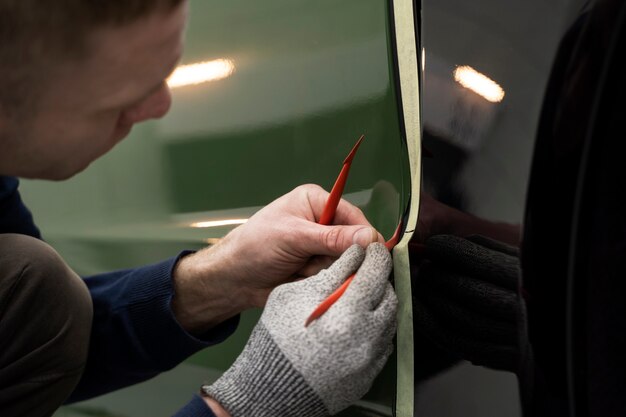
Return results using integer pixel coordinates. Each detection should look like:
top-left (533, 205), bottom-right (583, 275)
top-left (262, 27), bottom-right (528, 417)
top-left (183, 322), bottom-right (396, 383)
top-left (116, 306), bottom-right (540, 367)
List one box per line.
top-left (122, 83), bottom-right (172, 124)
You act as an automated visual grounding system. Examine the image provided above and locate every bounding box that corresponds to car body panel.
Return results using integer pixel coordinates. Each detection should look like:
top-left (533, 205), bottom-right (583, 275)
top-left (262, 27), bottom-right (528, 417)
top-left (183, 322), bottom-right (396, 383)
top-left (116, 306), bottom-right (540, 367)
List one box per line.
top-left (412, 0), bottom-right (588, 416)
top-left (19, 1), bottom-right (411, 416)
top-left (22, 0), bottom-right (626, 416)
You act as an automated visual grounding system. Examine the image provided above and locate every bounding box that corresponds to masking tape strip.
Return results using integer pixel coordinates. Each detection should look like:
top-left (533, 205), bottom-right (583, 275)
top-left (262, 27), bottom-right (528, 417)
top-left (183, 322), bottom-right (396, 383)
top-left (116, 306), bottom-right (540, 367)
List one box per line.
top-left (390, 0), bottom-right (421, 415)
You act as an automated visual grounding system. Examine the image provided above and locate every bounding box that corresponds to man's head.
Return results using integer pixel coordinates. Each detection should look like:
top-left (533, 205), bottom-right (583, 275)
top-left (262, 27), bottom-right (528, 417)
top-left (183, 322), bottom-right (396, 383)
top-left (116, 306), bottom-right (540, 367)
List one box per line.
top-left (0, 0), bottom-right (187, 180)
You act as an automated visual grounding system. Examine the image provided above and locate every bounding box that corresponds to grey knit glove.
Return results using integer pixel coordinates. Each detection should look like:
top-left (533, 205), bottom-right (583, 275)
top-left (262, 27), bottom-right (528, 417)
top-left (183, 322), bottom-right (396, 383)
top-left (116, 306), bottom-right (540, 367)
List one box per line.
top-left (203, 243), bottom-right (397, 417)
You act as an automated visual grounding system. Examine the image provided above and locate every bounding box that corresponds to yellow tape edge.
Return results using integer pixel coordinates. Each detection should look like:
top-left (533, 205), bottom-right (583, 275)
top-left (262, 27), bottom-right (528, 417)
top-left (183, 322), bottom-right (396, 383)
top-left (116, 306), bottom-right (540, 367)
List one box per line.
top-left (391, 0), bottom-right (422, 415)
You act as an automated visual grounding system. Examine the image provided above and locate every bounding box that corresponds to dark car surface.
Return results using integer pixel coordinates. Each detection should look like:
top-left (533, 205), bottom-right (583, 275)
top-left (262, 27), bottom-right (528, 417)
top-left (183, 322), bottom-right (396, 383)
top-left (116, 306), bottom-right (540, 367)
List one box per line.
top-left (414, 0), bottom-right (626, 415)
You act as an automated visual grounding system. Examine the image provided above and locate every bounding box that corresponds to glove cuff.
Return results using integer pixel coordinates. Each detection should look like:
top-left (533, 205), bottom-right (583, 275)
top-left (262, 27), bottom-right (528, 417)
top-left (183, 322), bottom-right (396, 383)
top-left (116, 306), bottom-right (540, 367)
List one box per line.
top-left (203, 324), bottom-right (328, 417)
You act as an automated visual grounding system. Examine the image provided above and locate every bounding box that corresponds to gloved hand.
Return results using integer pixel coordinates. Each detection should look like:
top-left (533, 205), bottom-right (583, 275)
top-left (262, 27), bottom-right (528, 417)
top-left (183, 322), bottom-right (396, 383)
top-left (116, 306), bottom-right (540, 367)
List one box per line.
top-left (203, 243), bottom-right (397, 417)
top-left (412, 234), bottom-right (528, 374)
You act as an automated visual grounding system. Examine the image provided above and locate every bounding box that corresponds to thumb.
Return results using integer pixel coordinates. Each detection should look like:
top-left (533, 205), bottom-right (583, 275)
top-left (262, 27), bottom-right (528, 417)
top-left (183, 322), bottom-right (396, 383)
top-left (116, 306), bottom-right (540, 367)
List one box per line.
top-left (304, 224), bottom-right (384, 257)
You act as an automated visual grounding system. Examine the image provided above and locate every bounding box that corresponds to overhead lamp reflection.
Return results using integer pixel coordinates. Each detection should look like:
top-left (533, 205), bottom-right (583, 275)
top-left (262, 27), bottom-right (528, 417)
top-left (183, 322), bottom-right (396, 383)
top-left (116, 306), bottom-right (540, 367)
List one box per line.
top-left (453, 65), bottom-right (505, 103)
top-left (190, 219), bottom-right (248, 228)
top-left (168, 58), bottom-right (235, 89)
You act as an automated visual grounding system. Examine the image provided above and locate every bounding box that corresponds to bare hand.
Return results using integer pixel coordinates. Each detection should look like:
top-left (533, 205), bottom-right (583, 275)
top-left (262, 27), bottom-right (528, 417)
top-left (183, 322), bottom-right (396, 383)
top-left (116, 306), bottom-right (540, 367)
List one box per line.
top-left (172, 184), bottom-right (384, 334)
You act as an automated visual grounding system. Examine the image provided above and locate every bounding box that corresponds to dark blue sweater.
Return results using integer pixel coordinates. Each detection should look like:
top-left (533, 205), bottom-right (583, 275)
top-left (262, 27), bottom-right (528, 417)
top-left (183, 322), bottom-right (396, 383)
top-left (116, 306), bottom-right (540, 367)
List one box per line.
top-left (0, 176), bottom-right (234, 416)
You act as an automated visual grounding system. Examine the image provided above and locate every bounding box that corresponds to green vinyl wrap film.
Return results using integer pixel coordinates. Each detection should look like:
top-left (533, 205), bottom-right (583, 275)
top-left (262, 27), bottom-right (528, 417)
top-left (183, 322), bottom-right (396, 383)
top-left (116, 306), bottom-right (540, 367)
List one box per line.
top-left (17, 1), bottom-right (417, 416)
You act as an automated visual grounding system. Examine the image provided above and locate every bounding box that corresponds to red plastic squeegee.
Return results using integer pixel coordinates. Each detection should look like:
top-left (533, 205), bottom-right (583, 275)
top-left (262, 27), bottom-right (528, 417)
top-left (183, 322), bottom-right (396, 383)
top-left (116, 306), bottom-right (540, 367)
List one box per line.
top-left (318, 134), bottom-right (365, 226)
top-left (305, 135), bottom-right (402, 327)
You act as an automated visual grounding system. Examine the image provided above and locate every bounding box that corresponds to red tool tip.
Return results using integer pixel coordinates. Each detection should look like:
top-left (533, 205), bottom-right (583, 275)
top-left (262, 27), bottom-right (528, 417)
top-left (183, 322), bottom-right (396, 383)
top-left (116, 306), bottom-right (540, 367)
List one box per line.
top-left (343, 134), bottom-right (365, 165)
top-left (385, 223), bottom-right (403, 250)
top-left (318, 134), bottom-right (366, 226)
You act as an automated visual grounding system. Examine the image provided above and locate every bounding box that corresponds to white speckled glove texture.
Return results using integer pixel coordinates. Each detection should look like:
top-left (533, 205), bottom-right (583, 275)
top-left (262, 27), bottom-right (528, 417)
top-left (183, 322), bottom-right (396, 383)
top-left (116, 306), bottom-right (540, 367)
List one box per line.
top-left (204, 243), bottom-right (397, 417)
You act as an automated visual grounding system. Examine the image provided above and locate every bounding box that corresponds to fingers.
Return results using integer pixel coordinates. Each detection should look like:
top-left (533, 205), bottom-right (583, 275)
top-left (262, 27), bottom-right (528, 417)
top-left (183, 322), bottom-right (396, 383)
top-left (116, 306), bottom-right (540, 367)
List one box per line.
top-left (297, 221), bottom-right (383, 258)
top-left (302, 184), bottom-right (372, 226)
top-left (372, 285), bottom-right (398, 342)
top-left (372, 342), bottom-right (396, 376)
top-left (357, 341), bottom-right (395, 396)
top-left (346, 290), bottom-right (396, 389)
top-left (297, 184), bottom-right (385, 256)
top-left (341, 243), bottom-right (393, 310)
top-left (305, 244), bottom-right (365, 297)
top-left (296, 255), bottom-right (335, 278)
top-left (325, 244), bottom-right (364, 280)
top-left (332, 198), bottom-right (372, 228)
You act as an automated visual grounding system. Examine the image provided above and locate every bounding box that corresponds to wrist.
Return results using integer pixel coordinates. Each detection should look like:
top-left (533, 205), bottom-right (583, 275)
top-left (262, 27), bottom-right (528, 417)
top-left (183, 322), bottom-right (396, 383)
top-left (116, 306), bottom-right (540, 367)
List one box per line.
top-left (204, 324), bottom-right (328, 417)
top-left (171, 245), bottom-right (246, 335)
top-left (201, 394), bottom-right (232, 417)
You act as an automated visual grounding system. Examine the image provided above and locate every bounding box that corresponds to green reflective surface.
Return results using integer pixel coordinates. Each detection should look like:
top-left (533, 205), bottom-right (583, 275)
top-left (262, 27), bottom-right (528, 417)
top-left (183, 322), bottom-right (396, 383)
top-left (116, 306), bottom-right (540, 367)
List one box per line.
top-left (19, 1), bottom-right (410, 415)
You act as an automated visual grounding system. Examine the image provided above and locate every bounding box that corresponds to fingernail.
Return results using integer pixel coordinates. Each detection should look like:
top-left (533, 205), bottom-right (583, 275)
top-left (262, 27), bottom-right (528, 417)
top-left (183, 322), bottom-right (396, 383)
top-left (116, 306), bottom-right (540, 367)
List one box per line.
top-left (353, 227), bottom-right (378, 247)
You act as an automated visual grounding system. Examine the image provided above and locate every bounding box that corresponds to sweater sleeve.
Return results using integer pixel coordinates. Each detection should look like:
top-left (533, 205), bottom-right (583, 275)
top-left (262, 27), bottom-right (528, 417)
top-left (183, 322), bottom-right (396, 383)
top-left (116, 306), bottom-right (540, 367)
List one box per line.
top-left (173, 395), bottom-right (219, 417)
top-left (0, 177), bottom-right (239, 401)
top-left (0, 176), bottom-right (41, 238)
top-left (67, 252), bottom-right (240, 402)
